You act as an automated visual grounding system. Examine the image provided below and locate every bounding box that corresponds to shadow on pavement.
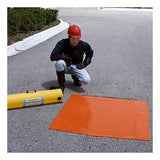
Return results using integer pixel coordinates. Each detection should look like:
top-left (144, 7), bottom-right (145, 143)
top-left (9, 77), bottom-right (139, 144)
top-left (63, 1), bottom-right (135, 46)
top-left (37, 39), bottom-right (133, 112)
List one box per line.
top-left (41, 80), bottom-right (86, 93)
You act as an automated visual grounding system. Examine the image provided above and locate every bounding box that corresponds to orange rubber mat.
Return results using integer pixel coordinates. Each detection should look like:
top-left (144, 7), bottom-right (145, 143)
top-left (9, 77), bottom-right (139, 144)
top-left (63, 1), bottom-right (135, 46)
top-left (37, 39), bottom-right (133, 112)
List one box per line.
top-left (49, 94), bottom-right (150, 141)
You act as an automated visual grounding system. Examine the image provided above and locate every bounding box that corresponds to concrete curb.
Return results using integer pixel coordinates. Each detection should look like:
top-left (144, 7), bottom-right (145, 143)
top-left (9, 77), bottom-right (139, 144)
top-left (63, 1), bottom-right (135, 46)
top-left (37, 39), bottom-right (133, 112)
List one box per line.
top-left (7, 19), bottom-right (69, 57)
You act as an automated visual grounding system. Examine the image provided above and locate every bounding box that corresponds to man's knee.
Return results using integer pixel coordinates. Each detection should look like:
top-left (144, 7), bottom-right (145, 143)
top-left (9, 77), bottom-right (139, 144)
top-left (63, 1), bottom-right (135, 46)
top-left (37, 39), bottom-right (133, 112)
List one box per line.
top-left (55, 60), bottom-right (66, 71)
top-left (81, 75), bottom-right (91, 84)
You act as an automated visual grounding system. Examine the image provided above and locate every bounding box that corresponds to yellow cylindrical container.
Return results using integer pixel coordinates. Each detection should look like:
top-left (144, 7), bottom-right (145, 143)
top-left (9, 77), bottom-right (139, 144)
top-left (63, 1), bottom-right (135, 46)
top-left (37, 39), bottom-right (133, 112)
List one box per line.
top-left (8, 89), bottom-right (63, 110)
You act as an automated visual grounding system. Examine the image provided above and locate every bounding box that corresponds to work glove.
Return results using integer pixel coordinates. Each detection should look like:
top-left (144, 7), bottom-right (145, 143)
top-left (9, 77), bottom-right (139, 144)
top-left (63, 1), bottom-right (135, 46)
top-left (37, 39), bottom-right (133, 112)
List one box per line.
top-left (76, 62), bottom-right (85, 69)
top-left (76, 57), bottom-right (91, 69)
top-left (63, 54), bottom-right (72, 67)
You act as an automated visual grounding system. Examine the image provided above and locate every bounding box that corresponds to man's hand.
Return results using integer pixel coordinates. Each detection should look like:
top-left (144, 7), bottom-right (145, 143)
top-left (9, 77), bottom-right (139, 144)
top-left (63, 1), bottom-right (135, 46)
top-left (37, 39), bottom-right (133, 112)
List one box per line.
top-left (62, 53), bottom-right (72, 67)
top-left (76, 57), bottom-right (91, 70)
top-left (76, 63), bottom-right (85, 69)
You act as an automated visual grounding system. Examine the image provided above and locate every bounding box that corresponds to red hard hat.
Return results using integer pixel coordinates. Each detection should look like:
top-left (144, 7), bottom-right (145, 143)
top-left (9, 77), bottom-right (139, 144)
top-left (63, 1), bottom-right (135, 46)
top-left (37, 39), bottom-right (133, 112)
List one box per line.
top-left (68, 25), bottom-right (81, 38)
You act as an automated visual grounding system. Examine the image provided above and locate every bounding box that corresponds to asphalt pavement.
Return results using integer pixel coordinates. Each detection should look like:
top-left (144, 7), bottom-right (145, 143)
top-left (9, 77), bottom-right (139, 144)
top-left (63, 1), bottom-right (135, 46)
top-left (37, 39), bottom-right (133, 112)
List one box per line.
top-left (8, 8), bottom-right (152, 152)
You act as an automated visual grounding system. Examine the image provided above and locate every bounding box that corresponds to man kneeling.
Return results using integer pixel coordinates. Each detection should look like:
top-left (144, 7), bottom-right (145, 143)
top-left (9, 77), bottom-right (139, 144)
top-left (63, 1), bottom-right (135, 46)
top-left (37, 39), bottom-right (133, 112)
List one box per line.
top-left (50, 24), bottom-right (94, 92)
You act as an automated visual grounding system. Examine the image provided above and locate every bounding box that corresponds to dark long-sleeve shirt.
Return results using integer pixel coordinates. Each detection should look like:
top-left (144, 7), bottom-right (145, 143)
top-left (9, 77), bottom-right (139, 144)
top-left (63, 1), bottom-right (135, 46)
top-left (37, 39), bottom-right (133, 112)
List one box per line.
top-left (50, 38), bottom-right (93, 64)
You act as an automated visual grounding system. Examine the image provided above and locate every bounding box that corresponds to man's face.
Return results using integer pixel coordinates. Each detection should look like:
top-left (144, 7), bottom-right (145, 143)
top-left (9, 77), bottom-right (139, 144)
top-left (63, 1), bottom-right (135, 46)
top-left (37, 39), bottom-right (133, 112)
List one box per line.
top-left (69, 37), bottom-right (80, 47)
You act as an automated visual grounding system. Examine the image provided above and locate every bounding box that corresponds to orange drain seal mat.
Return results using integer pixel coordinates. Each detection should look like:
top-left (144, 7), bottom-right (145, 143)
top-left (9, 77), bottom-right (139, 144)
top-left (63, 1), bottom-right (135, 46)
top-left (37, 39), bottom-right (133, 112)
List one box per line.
top-left (49, 94), bottom-right (150, 141)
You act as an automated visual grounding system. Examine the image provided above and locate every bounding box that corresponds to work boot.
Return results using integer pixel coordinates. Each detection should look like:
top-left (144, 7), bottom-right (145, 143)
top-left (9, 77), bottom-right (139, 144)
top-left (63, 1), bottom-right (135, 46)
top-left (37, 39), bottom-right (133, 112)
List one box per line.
top-left (71, 75), bottom-right (82, 86)
top-left (56, 70), bottom-right (65, 92)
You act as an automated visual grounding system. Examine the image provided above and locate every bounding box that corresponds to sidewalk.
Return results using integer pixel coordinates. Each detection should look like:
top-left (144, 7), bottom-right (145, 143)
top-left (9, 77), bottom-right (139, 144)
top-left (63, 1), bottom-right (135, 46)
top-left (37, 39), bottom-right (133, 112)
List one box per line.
top-left (7, 19), bottom-right (69, 57)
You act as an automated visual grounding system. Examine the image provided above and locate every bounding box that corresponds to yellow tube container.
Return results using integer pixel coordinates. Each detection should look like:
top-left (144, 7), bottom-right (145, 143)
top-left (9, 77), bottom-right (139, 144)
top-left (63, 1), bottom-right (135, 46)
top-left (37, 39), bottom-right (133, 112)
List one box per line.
top-left (8, 89), bottom-right (63, 110)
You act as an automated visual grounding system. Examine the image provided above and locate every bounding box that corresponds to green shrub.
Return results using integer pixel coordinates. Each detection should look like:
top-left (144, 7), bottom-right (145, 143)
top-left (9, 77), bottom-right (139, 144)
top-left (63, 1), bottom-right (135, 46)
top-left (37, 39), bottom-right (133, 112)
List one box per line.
top-left (8, 7), bottom-right (59, 35)
top-left (16, 37), bottom-right (23, 42)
